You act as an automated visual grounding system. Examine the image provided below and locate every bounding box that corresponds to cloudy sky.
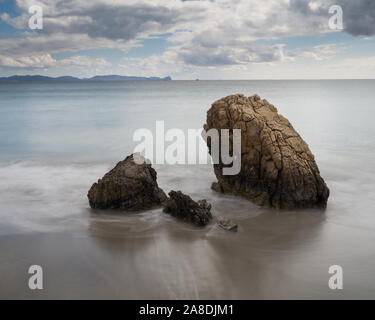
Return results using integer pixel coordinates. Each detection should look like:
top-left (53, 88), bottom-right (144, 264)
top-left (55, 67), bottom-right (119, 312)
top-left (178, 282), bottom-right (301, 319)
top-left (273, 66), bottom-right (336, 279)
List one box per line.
top-left (0, 0), bottom-right (374, 79)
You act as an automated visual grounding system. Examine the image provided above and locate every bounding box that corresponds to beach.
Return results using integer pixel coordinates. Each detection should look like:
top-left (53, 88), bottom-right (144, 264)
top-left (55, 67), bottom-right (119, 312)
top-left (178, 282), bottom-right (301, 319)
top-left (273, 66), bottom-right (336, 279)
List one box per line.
top-left (1, 80), bottom-right (375, 299)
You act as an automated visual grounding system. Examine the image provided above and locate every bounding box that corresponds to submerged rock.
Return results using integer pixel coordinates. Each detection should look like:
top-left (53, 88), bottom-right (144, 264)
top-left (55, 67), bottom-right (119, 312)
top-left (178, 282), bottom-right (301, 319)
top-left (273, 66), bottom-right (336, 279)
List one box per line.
top-left (88, 154), bottom-right (167, 210)
top-left (217, 218), bottom-right (238, 232)
top-left (204, 94), bottom-right (329, 209)
top-left (163, 191), bottom-right (213, 226)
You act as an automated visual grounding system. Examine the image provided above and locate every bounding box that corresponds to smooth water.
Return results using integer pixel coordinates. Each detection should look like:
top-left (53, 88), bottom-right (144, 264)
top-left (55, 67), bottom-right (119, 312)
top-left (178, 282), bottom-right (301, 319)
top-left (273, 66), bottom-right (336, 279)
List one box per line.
top-left (0, 80), bottom-right (375, 299)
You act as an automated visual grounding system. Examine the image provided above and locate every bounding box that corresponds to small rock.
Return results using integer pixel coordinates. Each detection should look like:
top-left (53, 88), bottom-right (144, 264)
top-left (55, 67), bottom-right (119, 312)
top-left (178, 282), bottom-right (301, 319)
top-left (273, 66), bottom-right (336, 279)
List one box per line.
top-left (163, 191), bottom-right (213, 226)
top-left (88, 154), bottom-right (167, 210)
top-left (217, 218), bottom-right (238, 232)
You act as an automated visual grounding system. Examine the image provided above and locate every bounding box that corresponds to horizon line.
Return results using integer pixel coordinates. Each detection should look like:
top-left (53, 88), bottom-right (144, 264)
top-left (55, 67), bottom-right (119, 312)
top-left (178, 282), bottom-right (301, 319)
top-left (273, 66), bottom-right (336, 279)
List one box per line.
top-left (0, 74), bottom-right (374, 81)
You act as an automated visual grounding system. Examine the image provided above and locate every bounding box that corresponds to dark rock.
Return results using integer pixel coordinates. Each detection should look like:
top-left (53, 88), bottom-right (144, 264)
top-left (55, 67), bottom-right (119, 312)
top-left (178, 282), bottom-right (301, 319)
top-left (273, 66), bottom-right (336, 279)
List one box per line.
top-left (204, 94), bottom-right (330, 209)
top-left (163, 191), bottom-right (213, 226)
top-left (217, 218), bottom-right (238, 232)
top-left (88, 154), bottom-right (167, 210)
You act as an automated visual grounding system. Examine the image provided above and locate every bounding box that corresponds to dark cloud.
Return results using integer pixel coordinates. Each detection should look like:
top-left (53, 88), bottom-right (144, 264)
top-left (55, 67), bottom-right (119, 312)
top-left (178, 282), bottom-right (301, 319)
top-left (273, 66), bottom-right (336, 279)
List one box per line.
top-left (14, 1), bottom-right (207, 40)
top-left (338, 0), bottom-right (375, 36)
top-left (289, 0), bottom-right (375, 36)
top-left (46, 5), bottom-right (191, 39)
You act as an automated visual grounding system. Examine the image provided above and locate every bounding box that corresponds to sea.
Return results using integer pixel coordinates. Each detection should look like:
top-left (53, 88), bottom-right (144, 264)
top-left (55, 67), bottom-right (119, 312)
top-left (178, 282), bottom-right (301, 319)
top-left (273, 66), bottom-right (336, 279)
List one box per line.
top-left (0, 80), bottom-right (374, 299)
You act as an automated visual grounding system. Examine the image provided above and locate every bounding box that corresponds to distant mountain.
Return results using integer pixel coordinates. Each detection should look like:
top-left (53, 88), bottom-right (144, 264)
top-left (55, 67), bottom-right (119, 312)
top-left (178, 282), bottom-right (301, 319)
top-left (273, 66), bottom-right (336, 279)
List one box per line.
top-left (0, 75), bottom-right (172, 83)
top-left (88, 75), bottom-right (172, 81)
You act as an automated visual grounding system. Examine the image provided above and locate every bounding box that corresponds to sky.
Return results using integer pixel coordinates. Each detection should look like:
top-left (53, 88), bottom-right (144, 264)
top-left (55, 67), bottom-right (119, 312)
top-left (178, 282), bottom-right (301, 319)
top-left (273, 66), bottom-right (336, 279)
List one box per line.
top-left (0, 0), bottom-right (374, 79)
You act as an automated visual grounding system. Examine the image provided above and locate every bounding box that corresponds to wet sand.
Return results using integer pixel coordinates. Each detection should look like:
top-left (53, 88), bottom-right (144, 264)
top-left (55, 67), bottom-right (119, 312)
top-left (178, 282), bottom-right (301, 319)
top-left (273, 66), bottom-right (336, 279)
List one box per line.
top-left (1, 204), bottom-right (375, 299)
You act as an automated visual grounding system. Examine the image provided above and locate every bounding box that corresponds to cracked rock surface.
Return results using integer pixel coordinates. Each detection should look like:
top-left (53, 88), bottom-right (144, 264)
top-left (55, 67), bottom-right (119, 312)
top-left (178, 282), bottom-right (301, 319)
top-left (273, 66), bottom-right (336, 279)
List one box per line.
top-left (204, 94), bottom-right (329, 209)
top-left (88, 154), bottom-right (167, 210)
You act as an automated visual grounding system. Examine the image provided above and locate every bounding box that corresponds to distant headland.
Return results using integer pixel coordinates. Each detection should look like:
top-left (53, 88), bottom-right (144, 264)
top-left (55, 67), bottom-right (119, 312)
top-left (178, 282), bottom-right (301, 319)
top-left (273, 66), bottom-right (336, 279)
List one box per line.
top-left (0, 75), bottom-right (172, 83)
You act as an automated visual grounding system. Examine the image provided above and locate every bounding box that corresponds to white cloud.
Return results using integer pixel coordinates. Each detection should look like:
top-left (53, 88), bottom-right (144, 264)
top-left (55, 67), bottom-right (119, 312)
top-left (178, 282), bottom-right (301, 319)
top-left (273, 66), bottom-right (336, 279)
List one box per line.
top-left (299, 44), bottom-right (340, 61)
top-left (0, 0), bottom-right (374, 77)
top-left (0, 52), bottom-right (111, 71)
top-left (58, 55), bottom-right (111, 68)
top-left (0, 54), bottom-right (56, 68)
top-left (0, 33), bottom-right (140, 57)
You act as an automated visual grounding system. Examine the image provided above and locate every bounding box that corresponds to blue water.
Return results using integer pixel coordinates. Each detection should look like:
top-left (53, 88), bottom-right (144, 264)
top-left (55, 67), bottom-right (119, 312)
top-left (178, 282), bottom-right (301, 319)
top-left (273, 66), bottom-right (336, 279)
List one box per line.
top-left (0, 80), bottom-right (375, 299)
top-left (1, 80), bottom-right (374, 162)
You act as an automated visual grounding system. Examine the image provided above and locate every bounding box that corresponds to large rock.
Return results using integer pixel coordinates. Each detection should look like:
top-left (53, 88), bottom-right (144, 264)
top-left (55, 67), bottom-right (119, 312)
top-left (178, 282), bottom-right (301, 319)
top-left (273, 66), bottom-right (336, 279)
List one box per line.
top-left (163, 191), bottom-right (213, 226)
top-left (204, 94), bottom-right (329, 209)
top-left (88, 154), bottom-right (167, 210)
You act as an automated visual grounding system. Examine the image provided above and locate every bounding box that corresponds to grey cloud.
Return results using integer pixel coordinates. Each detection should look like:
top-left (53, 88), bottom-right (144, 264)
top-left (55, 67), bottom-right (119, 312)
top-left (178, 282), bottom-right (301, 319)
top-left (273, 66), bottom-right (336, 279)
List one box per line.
top-left (13, 1), bottom-right (207, 40)
top-left (338, 0), bottom-right (375, 36)
top-left (289, 0), bottom-right (375, 36)
top-left (46, 5), bottom-right (177, 39)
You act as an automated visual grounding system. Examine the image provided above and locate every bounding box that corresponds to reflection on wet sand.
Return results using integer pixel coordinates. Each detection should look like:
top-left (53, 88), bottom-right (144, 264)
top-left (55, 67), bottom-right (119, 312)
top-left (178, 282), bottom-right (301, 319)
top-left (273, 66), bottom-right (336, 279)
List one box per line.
top-left (86, 207), bottom-right (324, 299)
top-left (1, 196), bottom-right (375, 299)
